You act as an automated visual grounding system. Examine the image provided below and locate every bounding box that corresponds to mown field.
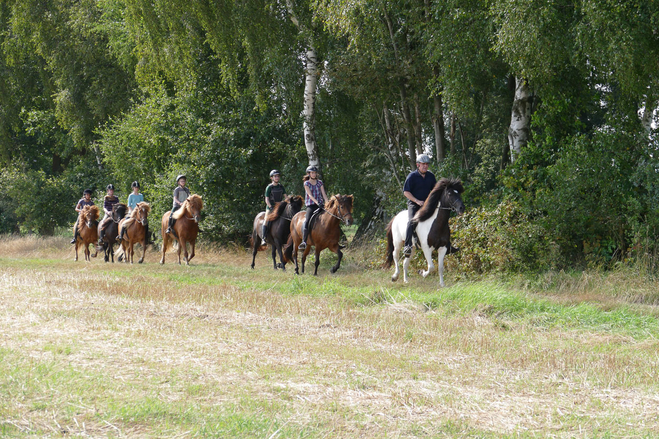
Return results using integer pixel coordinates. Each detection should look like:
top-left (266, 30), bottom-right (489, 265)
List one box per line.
top-left (1, 235), bottom-right (659, 438)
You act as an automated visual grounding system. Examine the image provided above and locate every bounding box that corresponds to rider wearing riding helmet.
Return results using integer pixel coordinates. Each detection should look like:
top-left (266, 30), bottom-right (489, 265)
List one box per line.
top-left (98, 184), bottom-right (120, 244)
top-left (402, 153), bottom-right (437, 257)
top-left (165, 174), bottom-right (191, 236)
top-left (71, 189), bottom-right (95, 244)
top-left (298, 165), bottom-right (329, 251)
top-left (261, 169), bottom-right (287, 245)
top-left (119, 181), bottom-right (148, 243)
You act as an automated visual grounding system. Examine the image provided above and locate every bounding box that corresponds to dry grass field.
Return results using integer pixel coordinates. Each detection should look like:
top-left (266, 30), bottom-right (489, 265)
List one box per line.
top-left (1, 235), bottom-right (659, 438)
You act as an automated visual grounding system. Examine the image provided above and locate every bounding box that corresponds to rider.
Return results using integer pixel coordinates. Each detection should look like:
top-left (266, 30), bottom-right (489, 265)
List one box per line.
top-left (70, 189), bottom-right (95, 244)
top-left (118, 181), bottom-right (145, 242)
top-left (165, 174), bottom-right (190, 236)
top-left (298, 165), bottom-right (329, 251)
top-left (98, 184), bottom-right (120, 245)
top-left (402, 153), bottom-right (437, 257)
top-left (261, 169), bottom-right (287, 245)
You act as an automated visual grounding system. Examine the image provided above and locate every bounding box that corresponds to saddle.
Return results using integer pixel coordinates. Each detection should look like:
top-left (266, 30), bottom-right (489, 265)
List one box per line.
top-left (307, 208), bottom-right (323, 232)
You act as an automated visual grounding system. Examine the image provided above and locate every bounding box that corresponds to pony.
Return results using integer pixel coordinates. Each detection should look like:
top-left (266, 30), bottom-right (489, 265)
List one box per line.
top-left (384, 178), bottom-right (465, 287)
top-left (97, 203), bottom-right (127, 263)
top-left (160, 194), bottom-right (203, 265)
top-left (251, 195), bottom-right (304, 270)
top-left (115, 202), bottom-right (151, 264)
top-left (74, 205), bottom-right (100, 262)
top-left (284, 194), bottom-right (354, 275)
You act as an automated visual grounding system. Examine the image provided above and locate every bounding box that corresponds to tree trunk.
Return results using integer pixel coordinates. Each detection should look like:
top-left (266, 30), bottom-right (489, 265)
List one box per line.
top-left (303, 47), bottom-right (320, 167)
top-left (354, 189), bottom-right (386, 242)
top-left (641, 92), bottom-right (656, 135)
top-left (432, 91), bottom-right (446, 163)
top-left (414, 95), bottom-right (423, 155)
top-left (449, 114), bottom-right (456, 155)
top-left (508, 76), bottom-right (533, 163)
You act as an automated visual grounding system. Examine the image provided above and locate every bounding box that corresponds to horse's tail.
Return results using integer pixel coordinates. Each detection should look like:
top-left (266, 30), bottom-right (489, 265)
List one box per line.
top-left (383, 218), bottom-right (395, 269)
top-left (283, 235), bottom-right (294, 263)
top-left (114, 244), bottom-right (125, 260)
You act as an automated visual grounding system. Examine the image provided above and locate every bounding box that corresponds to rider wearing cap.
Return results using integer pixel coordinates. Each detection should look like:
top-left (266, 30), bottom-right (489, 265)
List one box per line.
top-left (98, 184), bottom-right (119, 244)
top-left (402, 154), bottom-right (437, 257)
top-left (118, 181), bottom-right (148, 243)
top-left (298, 165), bottom-right (329, 251)
top-left (71, 189), bottom-right (95, 244)
top-left (261, 169), bottom-right (287, 245)
top-left (165, 174), bottom-right (191, 236)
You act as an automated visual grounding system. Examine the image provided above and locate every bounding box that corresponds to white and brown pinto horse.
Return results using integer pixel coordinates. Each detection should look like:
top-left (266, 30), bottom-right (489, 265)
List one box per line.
top-left (385, 178), bottom-right (465, 287)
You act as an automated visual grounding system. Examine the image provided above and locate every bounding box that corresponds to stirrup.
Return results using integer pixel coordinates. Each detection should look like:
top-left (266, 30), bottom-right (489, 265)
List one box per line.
top-left (402, 245), bottom-right (413, 257)
top-left (261, 238), bottom-right (267, 246)
top-left (165, 227), bottom-right (172, 234)
top-left (70, 238), bottom-right (76, 244)
top-left (298, 241), bottom-right (307, 250)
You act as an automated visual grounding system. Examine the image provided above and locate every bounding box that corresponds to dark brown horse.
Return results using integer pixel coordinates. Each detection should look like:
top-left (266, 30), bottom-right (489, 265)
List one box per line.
top-left (116, 202), bottom-right (151, 264)
top-left (160, 194), bottom-right (203, 265)
top-left (97, 203), bottom-right (127, 263)
top-left (284, 194), bottom-right (354, 275)
top-left (251, 195), bottom-right (303, 270)
top-left (74, 205), bottom-right (100, 262)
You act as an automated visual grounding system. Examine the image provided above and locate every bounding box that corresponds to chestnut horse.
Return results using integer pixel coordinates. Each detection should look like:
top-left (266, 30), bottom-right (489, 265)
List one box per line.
top-left (98, 203), bottom-right (127, 263)
top-left (160, 194), bottom-right (203, 265)
top-left (284, 194), bottom-right (354, 275)
top-left (74, 205), bottom-right (100, 262)
top-left (384, 178), bottom-right (465, 287)
top-left (251, 195), bottom-right (303, 270)
top-left (116, 202), bottom-right (151, 264)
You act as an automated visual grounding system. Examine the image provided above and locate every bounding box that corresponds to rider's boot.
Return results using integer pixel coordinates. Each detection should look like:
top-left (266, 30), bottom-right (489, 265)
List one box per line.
top-left (261, 223), bottom-right (269, 246)
top-left (70, 228), bottom-right (78, 245)
top-left (298, 225), bottom-right (309, 250)
top-left (165, 214), bottom-right (177, 238)
top-left (403, 220), bottom-right (416, 257)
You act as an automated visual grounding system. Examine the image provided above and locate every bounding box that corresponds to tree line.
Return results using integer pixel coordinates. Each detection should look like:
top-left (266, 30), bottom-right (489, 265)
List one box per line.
top-left (1, 0), bottom-right (658, 269)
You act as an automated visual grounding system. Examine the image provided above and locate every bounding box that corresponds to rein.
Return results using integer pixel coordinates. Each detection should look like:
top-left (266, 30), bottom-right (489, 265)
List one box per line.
top-left (320, 203), bottom-right (350, 225)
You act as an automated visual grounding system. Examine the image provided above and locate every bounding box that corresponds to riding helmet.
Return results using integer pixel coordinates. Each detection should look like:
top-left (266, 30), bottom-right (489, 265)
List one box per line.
top-left (83, 189), bottom-right (93, 195)
top-left (176, 174), bottom-right (186, 183)
top-left (306, 165), bottom-right (318, 173)
top-left (131, 181), bottom-right (140, 188)
top-left (269, 169), bottom-right (280, 177)
top-left (106, 184), bottom-right (115, 190)
top-left (416, 154), bottom-right (431, 164)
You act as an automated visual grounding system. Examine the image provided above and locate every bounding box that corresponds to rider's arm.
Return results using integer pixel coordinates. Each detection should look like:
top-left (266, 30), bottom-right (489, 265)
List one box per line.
top-left (75, 201), bottom-right (83, 213)
top-left (404, 191), bottom-right (423, 206)
top-left (320, 185), bottom-right (329, 205)
top-left (264, 185), bottom-right (272, 209)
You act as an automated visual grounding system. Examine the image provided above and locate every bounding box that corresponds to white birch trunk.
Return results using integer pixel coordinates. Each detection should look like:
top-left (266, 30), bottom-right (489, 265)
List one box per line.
top-left (640, 96), bottom-right (656, 136)
top-left (303, 47), bottom-right (320, 167)
top-left (508, 76), bottom-right (533, 163)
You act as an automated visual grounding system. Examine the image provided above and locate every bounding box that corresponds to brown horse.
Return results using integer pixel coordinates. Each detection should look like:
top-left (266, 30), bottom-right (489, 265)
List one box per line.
top-left (97, 203), bottom-right (127, 263)
top-left (116, 202), bottom-right (151, 264)
top-left (74, 205), bottom-right (100, 262)
top-left (284, 194), bottom-right (354, 275)
top-left (251, 195), bottom-right (304, 270)
top-left (160, 194), bottom-right (203, 265)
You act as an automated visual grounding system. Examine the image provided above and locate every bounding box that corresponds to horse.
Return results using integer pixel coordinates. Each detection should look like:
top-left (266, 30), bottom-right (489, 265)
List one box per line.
top-left (74, 205), bottom-right (100, 262)
top-left (97, 203), bottom-right (127, 263)
top-left (384, 178), bottom-right (465, 287)
top-left (251, 195), bottom-right (304, 270)
top-left (283, 194), bottom-right (354, 275)
top-left (160, 194), bottom-right (203, 265)
top-left (116, 202), bottom-right (151, 264)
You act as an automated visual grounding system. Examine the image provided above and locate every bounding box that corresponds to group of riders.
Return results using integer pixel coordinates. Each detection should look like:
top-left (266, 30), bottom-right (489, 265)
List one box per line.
top-left (72, 153), bottom-right (441, 254)
top-left (71, 175), bottom-right (190, 246)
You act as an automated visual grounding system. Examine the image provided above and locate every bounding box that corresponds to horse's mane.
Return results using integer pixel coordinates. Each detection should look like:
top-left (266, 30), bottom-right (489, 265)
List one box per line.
top-left (128, 201), bottom-right (151, 219)
top-left (113, 203), bottom-right (127, 219)
top-left (266, 199), bottom-right (289, 222)
top-left (78, 205), bottom-right (100, 232)
top-left (173, 194), bottom-right (203, 220)
top-left (326, 194), bottom-right (354, 214)
top-left (413, 178), bottom-right (464, 224)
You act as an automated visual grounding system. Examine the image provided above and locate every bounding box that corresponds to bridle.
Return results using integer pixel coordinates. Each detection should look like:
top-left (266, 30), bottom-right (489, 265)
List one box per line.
top-left (438, 189), bottom-right (463, 213)
top-left (321, 201), bottom-right (351, 226)
top-left (137, 208), bottom-right (148, 226)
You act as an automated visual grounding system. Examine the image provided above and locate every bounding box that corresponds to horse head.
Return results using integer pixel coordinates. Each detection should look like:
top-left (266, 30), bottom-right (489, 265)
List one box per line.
top-left (112, 203), bottom-right (128, 222)
top-left (440, 179), bottom-right (465, 215)
top-left (185, 194), bottom-right (203, 223)
top-left (327, 194), bottom-right (354, 226)
top-left (82, 205), bottom-right (100, 229)
top-left (135, 202), bottom-right (151, 225)
top-left (287, 195), bottom-right (304, 215)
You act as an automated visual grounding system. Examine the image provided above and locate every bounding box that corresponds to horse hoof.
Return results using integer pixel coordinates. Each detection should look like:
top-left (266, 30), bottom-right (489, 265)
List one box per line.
top-left (330, 267), bottom-right (337, 274)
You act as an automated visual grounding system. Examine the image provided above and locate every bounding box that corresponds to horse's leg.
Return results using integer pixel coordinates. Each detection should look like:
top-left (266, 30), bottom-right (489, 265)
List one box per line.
top-left (271, 244), bottom-right (277, 269)
top-left (74, 242), bottom-right (79, 262)
top-left (313, 248), bottom-right (321, 275)
top-left (419, 243), bottom-right (436, 278)
top-left (188, 240), bottom-right (196, 263)
top-left (330, 244), bottom-right (343, 274)
top-left (391, 240), bottom-right (401, 282)
top-left (160, 234), bottom-right (167, 264)
top-left (139, 234), bottom-right (146, 264)
top-left (251, 239), bottom-right (258, 269)
top-left (293, 244), bottom-right (300, 275)
top-left (128, 241), bottom-right (134, 264)
top-left (301, 245), bottom-right (312, 274)
top-left (110, 243), bottom-right (115, 263)
top-left (402, 248), bottom-right (414, 283)
top-left (275, 240), bottom-right (286, 271)
top-left (437, 246), bottom-right (448, 288)
top-left (177, 239), bottom-right (183, 265)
